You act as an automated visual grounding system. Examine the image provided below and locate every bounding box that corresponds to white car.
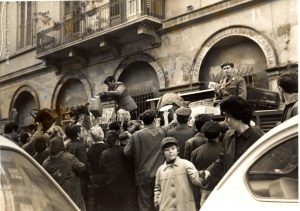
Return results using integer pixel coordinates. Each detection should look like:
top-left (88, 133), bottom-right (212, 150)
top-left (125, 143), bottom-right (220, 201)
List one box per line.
top-left (0, 135), bottom-right (80, 210)
top-left (201, 116), bottom-right (298, 211)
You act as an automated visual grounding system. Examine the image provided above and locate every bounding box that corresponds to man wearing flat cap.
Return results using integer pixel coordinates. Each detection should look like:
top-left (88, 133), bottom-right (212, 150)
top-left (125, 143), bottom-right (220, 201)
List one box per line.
top-left (167, 106), bottom-right (196, 158)
top-left (214, 62), bottom-right (247, 101)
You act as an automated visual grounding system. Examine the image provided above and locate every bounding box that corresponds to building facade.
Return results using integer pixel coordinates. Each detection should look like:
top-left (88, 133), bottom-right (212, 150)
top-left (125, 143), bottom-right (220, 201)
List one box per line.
top-left (0, 0), bottom-right (298, 129)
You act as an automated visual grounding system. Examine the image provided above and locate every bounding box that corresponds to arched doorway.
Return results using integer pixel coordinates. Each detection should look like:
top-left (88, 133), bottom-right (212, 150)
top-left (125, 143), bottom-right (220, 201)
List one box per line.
top-left (56, 78), bottom-right (89, 108)
top-left (13, 91), bottom-right (37, 128)
top-left (199, 36), bottom-right (268, 89)
top-left (191, 26), bottom-right (277, 89)
top-left (118, 61), bottom-right (160, 116)
top-left (56, 78), bottom-right (89, 125)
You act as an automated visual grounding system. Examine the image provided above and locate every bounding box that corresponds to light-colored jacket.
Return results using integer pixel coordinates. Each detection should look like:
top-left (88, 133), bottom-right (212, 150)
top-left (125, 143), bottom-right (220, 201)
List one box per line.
top-left (154, 157), bottom-right (204, 211)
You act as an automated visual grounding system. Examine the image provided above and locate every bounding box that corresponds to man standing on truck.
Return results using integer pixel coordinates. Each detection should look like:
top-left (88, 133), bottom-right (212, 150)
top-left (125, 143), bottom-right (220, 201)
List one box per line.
top-left (98, 76), bottom-right (137, 117)
top-left (277, 72), bottom-right (298, 122)
top-left (214, 62), bottom-right (247, 101)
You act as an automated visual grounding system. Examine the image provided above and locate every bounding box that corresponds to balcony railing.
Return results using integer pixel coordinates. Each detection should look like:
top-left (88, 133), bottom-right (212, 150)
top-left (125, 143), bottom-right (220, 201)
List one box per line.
top-left (36, 0), bottom-right (163, 55)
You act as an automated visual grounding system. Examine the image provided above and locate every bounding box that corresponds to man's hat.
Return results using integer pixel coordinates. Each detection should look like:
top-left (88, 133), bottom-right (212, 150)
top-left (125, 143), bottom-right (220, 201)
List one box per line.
top-left (221, 62), bottom-right (234, 68)
top-left (161, 137), bottom-right (178, 150)
top-left (175, 106), bottom-right (192, 117)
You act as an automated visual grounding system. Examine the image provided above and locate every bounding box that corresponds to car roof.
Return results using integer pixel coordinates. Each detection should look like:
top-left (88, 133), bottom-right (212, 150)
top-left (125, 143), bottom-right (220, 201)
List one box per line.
top-left (0, 135), bottom-right (80, 210)
top-left (0, 135), bottom-right (22, 148)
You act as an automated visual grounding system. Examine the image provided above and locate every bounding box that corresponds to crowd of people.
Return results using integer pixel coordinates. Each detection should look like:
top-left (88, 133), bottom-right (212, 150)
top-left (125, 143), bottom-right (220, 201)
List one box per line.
top-left (1, 69), bottom-right (298, 211)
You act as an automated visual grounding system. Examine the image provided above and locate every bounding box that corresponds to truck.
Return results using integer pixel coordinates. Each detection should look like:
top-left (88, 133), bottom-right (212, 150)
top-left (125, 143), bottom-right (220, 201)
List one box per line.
top-left (147, 86), bottom-right (282, 133)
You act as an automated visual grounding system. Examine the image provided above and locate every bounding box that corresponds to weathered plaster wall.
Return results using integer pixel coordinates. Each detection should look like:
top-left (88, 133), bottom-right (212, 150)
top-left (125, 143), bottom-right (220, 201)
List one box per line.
top-left (151, 0), bottom-right (297, 88)
top-left (0, 51), bottom-right (43, 77)
top-left (0, 68), bottom-right (58, 118)
top-left (165, 0), bottom-right (221, 19)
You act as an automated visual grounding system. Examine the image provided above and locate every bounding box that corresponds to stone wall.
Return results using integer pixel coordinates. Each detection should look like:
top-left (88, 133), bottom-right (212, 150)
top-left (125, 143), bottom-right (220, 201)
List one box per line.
top-left (153, 0), bottom-right (297, 88)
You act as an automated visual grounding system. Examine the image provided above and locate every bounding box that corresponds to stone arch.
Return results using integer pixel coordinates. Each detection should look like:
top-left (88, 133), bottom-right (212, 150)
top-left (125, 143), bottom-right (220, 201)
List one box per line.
top-left (10, 85), bottom-right (40, 114)
top-left (51, 71), bottom-right (93, 110)
top-left (114, 53), bottom-right (166, 89)
top-left (10, 85), bottom-right (40, 127)
top-left (191, 25), bottom-right (278, 83)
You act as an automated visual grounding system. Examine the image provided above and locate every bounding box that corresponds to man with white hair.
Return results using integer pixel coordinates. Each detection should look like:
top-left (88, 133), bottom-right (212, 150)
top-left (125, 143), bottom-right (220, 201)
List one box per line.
top-left (87, 124), bottom-right (108, 210)
top-left (117, 108), bottom-right (131, 132)
top-left (87, 124), bottom-right (107, 174)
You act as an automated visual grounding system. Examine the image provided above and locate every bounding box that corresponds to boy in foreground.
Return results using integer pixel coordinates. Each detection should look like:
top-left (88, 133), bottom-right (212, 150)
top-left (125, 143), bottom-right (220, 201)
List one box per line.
top-left (154, 137), bottom-right (206, 211)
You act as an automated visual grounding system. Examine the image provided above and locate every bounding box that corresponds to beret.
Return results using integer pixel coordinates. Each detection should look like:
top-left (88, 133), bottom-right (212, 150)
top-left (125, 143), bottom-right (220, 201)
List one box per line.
top-left (175, 106), bottom-right (192, 117)
top-left (221, 62), bottom-right (234, 68)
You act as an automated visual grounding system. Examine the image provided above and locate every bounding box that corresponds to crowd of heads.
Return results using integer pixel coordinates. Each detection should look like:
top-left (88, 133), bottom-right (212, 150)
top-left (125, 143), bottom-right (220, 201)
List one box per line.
top-left (3, 69), bottom-right (294, 158)
top-left (1, 94), bottom-right (255, 155)
top-left (0, 68), bottom-right (296, 210)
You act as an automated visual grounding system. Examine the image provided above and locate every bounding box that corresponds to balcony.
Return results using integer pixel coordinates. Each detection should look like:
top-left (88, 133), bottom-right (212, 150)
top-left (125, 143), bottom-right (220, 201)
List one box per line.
top-left (36, 0), bottom-right (163, 60)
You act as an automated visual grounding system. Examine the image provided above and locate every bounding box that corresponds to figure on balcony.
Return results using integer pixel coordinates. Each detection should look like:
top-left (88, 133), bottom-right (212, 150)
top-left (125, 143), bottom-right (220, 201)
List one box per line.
top-left (98, 76), bottom-right (137, 116)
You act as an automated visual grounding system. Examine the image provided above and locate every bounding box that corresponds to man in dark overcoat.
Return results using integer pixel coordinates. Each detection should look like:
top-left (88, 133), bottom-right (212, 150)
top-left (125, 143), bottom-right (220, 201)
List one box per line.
top-left (124, 109), bottom-right (166, 211)
top-left (167, 106), bottom-right (196, 158)
top-left (43, 136), bottom-right (86, 211)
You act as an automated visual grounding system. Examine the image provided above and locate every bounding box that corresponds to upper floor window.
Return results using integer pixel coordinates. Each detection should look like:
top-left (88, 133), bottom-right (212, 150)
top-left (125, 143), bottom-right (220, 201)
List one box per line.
top-left (110, 0), bottom-right (121, 17)
top-left (63, 1), bottom-right (81, 35)
top-left (63, 1), bottom-right (81, 20)
top-left (18, 1), bottom-right (36, 49)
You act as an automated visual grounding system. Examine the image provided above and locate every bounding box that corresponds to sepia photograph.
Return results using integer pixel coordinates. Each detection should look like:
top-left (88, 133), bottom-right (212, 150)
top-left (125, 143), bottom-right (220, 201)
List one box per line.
top-left (0, 0), bottom-right (298, 210)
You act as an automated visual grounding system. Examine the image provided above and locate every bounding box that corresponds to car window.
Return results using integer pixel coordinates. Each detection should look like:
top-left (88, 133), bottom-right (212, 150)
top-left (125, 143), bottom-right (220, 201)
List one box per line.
top-left (0, 149), bottom-right (78, 210)
top-left (246, 136), bottom-right (298, 200)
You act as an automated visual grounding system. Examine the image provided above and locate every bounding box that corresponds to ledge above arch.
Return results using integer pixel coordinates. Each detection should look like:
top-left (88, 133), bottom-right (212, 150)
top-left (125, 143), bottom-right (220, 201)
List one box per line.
top-left (191, 25), bottom-right (278, 83)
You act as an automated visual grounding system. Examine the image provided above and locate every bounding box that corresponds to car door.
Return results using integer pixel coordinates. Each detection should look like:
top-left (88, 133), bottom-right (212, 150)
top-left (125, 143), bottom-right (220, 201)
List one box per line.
top-left (202, 119), bottom-right (298, 211)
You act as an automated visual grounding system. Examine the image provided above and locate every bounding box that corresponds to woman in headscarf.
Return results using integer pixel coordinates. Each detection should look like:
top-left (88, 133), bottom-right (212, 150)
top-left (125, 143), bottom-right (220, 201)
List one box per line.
top-left (43, 136), bottom-right (86, 211)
